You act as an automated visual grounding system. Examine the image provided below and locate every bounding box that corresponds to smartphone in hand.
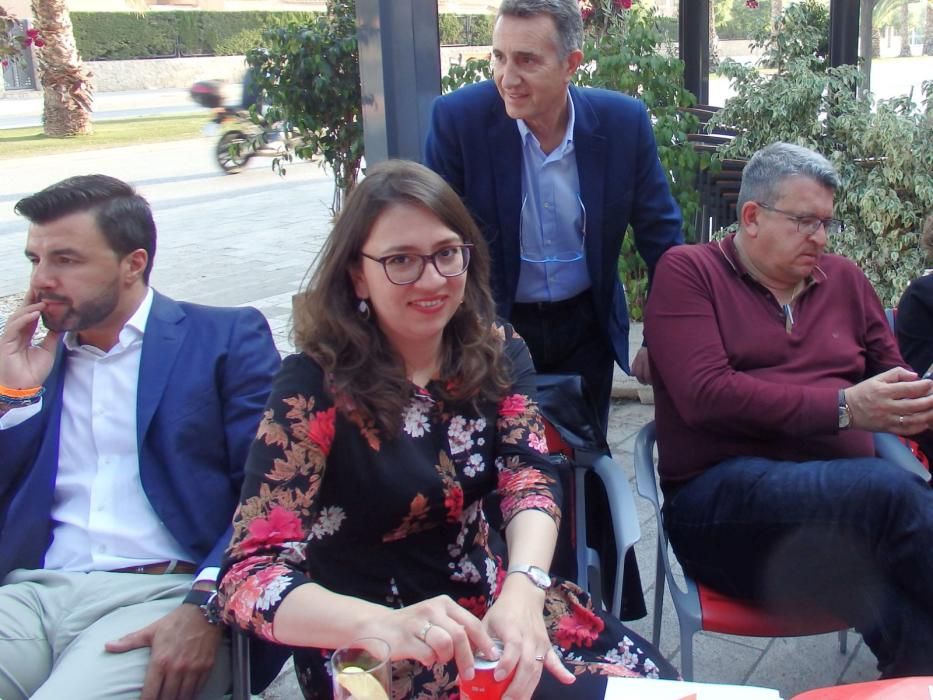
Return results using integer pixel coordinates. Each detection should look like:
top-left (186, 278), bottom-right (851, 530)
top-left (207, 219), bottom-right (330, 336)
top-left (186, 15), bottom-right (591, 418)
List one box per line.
top-left (924, 361), bottom-right (933, 380)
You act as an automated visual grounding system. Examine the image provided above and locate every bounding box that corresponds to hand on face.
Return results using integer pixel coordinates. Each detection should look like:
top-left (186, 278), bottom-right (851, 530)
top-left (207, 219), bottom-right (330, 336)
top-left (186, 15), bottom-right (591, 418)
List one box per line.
top-left (0, 287), bottom-right (61, 391)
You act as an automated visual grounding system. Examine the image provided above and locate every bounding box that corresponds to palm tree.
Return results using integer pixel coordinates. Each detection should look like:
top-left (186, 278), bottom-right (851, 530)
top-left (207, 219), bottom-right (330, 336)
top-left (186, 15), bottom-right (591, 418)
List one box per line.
top-left (30, 0), bottom-right (92, 136)
top-left (897, 0), bottom-right (911, 56)
top-left (924, 0), bottom-right (932, 55)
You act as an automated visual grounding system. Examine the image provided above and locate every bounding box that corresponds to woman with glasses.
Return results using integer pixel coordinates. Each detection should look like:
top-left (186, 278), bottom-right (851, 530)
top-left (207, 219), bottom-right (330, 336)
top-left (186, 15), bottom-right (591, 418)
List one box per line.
top-left (217, 161), bottom-right (677, 700)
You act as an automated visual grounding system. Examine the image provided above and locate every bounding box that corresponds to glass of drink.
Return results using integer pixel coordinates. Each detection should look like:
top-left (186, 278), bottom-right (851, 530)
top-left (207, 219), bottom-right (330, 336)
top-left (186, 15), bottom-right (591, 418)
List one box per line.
top-left (330, 637), bottom-right (391, 700)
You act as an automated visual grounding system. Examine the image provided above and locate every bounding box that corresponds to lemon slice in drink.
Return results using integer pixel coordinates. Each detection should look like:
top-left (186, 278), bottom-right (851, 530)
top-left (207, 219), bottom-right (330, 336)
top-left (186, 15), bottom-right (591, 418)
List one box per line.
top-left (336, 666), bottom-right (389, 700)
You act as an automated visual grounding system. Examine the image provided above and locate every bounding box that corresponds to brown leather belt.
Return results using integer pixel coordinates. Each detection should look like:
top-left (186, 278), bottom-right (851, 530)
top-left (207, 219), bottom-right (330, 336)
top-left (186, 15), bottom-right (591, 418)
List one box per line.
top-left (110, 560), bottom-right (198, 575)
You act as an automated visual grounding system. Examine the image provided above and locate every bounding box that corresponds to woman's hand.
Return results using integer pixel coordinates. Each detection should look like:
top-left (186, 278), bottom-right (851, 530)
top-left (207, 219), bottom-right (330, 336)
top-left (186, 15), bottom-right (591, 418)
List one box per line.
top-left (357, 595), bottom-right (498, 683)
top-left (483, 574), bottom-right (575, 700)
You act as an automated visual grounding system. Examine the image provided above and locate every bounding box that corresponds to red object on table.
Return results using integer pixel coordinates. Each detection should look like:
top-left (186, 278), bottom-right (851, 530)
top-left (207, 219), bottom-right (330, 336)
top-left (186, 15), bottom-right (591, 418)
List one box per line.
top-left (791, 677), bottom-right (933, 699)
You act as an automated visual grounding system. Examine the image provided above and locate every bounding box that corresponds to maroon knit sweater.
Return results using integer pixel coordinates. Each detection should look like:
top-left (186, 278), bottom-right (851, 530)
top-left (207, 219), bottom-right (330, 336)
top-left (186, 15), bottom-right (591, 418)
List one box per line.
top-left (645, 234), bottom-right (904, 485)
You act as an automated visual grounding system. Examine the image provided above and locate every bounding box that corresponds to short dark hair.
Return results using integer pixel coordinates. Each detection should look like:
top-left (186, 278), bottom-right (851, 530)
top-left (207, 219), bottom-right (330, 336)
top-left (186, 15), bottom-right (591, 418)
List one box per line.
top-left (15, 174), bottom-right (157, 283)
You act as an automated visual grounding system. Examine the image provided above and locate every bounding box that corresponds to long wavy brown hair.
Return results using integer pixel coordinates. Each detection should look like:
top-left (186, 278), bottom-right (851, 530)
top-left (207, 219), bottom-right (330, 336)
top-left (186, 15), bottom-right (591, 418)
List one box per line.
top-left (293, 160), bottom-right (512, 436)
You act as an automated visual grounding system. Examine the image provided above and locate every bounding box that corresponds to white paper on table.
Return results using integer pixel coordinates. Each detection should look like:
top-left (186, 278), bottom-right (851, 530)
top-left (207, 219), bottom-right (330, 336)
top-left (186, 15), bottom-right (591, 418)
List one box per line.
top-left (605, 677), bottom-right (783, 700)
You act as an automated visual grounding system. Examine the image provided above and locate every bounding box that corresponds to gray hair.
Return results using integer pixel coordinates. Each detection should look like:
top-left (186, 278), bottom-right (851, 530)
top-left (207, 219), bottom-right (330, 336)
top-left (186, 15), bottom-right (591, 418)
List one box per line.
top-left (737, 142), bottom-right (841, 213)
top-left (497, 0), bottom-right (583, 59)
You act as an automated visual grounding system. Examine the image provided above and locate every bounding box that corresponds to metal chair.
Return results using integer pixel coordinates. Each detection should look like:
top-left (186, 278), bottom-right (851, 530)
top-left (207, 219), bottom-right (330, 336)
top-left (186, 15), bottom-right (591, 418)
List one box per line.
top-left (535, 373), bottom-right (642, 618)
top-left (634, 420), bottom-right (929, 681)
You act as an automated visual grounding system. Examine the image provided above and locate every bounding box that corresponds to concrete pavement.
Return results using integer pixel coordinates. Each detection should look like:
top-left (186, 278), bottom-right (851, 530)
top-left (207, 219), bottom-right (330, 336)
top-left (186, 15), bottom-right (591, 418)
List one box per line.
top-left (1, 138), bottom-right (883, 699)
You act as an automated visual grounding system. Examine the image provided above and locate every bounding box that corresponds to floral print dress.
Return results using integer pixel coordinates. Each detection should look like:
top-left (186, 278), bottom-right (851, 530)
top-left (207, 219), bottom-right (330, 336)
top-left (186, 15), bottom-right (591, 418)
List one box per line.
top-left (218, 327), bottom-right (678, 699)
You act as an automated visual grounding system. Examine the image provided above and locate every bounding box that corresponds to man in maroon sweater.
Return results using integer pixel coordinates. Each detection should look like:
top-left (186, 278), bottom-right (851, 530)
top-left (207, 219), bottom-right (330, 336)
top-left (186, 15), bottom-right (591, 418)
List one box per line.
top-left (645, 142), bottom-right (933, 677)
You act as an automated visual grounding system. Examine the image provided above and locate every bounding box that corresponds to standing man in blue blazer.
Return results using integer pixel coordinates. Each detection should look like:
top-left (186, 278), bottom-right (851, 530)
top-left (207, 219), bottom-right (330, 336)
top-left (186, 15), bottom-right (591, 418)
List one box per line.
top-left (425, 0), bottom-right (683, 434)
top-left (0, 175), bottom-right (285, 699)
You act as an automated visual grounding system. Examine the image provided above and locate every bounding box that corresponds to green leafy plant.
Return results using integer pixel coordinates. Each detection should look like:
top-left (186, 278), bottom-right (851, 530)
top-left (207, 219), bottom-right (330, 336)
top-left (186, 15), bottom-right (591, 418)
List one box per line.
top-left (70, 11), bottom-right (320, 61)
top-left (576, 1), bottom-right (700, 317)
top-left (710, 1), bottom-right (933, 306)
top-left (247, 0), bottom-right (362, 214)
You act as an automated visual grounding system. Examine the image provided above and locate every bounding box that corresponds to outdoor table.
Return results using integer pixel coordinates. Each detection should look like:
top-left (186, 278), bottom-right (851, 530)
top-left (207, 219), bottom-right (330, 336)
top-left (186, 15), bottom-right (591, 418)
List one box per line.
top-left (791, 677), bottom-right (933, 699)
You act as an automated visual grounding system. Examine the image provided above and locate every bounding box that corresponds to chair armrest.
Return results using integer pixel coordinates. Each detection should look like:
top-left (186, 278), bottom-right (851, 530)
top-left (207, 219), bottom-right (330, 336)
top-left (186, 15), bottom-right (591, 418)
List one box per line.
top-left (590, 454), bottom-right (641, 618)
top-left (873, 432), bottom-right (931, 483)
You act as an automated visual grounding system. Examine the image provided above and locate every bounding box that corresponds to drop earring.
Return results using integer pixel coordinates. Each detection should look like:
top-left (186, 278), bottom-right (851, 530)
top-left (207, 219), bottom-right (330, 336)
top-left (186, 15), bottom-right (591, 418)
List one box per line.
top-left (357, 299), bottom-right (371, 320)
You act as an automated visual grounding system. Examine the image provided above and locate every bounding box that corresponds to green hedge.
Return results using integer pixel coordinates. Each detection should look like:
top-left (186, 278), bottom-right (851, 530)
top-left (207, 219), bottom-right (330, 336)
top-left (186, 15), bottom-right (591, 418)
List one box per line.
top-left (438, 14), bottom-right (493, 46)
top-left (71, 11), bottom-right (320, 60)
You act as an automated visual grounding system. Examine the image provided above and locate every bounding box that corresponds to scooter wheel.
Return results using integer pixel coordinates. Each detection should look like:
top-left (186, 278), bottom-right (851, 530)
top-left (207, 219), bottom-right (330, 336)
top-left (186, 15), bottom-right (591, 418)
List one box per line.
top-left (216, 130), bottom-right (253, 174)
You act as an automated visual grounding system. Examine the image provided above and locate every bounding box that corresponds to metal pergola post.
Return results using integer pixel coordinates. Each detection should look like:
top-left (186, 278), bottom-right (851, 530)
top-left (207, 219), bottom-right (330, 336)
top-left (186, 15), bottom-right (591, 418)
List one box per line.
top-left (355, 0), bottom-right (441, 164)
top-left (679, 0), bottom-right (709, 105)
top-left (828, 0), bottom-right (860, 68)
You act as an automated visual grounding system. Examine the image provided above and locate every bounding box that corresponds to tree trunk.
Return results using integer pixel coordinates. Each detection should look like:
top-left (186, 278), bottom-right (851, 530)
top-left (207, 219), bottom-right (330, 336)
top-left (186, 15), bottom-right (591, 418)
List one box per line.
top-left (859, 0), bottom-right (875, 95)
top-left (709, 1), bottom-right (719, 71)
top-left (771, 0), bottom-right (783, 24)
top-left (924, 0), bottom-right (932, 55)
top-left (30, 0), bottom-right (92, 137)
top-left (898, 0), bottom-right (911, 56)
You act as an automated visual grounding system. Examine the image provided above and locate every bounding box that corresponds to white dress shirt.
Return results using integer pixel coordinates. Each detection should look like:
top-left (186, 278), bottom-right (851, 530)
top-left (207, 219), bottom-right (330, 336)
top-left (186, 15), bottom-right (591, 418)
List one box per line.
top-left (2, 289), bottom-right (199, 573)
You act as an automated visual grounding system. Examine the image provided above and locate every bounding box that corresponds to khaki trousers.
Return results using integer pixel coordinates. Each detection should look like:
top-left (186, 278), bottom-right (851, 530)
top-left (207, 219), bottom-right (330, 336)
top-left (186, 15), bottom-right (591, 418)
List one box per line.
top-left (0, 569), bottom-right (231, 700)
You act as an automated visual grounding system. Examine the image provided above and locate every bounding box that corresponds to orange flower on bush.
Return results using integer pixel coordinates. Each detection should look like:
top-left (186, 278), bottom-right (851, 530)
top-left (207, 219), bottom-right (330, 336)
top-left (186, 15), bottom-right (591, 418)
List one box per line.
top-left (308, 406), bottom-right (337, 455)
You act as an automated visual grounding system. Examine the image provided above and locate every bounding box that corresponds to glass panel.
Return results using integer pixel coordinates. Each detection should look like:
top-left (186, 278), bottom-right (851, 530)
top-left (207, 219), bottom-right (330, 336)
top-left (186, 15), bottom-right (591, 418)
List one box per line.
top-left (861, 0), bottom-right (932, 102)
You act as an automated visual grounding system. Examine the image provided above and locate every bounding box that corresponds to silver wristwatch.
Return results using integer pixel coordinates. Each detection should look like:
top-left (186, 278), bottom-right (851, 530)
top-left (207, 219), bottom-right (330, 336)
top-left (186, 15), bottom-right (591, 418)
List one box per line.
top-left (506, 564), bottom-right (552, 590)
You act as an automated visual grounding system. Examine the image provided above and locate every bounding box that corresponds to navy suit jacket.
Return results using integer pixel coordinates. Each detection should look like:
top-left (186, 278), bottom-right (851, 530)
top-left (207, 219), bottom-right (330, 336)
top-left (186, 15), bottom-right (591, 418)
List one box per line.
top-left (424, 80), bottom-right (683, 371)
top-left (0, 291), bottom-right (287, 690)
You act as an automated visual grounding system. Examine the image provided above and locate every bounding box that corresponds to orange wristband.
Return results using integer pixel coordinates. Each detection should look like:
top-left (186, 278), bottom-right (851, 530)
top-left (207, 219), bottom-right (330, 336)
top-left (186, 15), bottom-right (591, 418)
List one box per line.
top-left (0, 385), bottom-right (42, 398)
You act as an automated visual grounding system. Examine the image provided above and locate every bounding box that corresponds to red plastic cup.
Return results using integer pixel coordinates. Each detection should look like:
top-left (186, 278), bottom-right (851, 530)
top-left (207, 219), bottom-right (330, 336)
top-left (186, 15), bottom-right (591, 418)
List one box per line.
top-left (459, 641), bottom-right (512, 700)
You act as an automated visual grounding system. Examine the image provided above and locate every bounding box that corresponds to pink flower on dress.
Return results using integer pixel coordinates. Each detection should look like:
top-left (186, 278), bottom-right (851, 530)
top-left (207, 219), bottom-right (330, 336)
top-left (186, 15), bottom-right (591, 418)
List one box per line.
top-left (241, 506), bottom-right (304, 553)
top-left (308, 407), bottom-right (336, 455)
top-left (445, 485), bottom-right (465, 523)
top-left (457, 595), bottom-right (489, 619)
top-left (499, 394), bottom-right (527, 417)
top-left (554, 601), bottom-right (605, 649)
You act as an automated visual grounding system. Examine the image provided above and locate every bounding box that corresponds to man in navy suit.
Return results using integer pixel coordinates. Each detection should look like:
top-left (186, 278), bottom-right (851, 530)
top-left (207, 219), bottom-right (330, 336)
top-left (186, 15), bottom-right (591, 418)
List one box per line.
top-left (425, 0), bottom-right (682, 433)
top-left (0, 175), bottom-right (284, 699)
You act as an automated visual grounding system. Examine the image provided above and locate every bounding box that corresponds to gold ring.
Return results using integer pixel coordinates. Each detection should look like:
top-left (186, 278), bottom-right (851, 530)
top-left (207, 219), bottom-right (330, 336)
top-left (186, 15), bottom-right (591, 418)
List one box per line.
top-left (417, 621), bottom-right (434, 643)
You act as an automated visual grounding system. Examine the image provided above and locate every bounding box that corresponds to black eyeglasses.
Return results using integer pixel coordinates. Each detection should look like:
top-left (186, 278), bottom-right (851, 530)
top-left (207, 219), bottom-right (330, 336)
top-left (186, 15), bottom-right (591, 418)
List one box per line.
top-left (360, 244), bottom-right (473, 286)
top-left (756, 202), bottom-right (845, 237)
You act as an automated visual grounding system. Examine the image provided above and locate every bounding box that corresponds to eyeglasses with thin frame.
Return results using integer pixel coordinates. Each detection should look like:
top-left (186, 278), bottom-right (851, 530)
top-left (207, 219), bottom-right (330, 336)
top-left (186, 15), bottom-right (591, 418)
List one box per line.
top-left (756, 202), bottom-right (845, 237)
top-left (360, 244), bottom-right (473, 286)
top-left (519, 194), bottom-right (587, 264)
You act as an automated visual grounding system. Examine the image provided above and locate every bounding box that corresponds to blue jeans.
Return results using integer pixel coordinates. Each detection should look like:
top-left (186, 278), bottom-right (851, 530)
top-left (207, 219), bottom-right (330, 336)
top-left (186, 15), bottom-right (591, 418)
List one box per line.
top-left (663, 455), bottom-right (933, 678)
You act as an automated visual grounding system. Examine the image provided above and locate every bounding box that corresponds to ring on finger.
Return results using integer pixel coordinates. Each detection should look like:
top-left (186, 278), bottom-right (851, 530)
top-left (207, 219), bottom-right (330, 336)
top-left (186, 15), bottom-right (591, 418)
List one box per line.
top-left (417, 621), bottom-right (434, 643)
top-left (899, 415), bottom-right (905, 425)
top-left (534, 653), bottom-right (546, 662)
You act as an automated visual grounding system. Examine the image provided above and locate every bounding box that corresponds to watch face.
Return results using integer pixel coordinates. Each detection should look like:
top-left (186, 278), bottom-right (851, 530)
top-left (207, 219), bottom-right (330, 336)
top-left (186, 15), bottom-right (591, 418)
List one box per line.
top-left (838, 406), bottom-right (850, 428)
top-left (527, 566), bottom-right (551, 589)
